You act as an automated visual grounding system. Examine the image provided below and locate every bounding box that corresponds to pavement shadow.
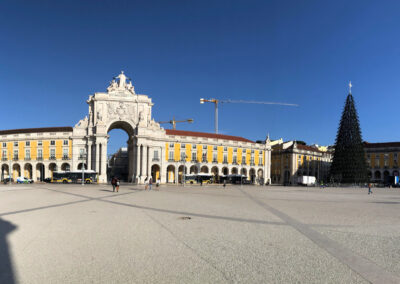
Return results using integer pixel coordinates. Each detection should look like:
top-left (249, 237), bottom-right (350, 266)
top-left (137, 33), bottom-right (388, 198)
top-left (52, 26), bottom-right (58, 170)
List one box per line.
top-left (100, 189), bottom-right (114, 192)
top-left (0, 218), bottom-right (17, 284)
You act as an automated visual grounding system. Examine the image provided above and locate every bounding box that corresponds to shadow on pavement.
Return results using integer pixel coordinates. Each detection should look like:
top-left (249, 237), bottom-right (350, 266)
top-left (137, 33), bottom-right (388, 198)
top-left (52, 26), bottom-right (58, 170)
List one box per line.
top-left (0, 218), bottom-right (17, 284)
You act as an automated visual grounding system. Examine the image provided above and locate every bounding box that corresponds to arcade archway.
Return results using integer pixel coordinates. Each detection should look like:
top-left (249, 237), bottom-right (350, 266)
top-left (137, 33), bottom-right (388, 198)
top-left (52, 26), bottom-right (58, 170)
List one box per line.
top-left (107, 121), bottom-right (135, 182)
top-left (36, 163), bottom-right (45, 181)
top-left (24, 163), bottom-right (33, 179)
top-left (167, 165), bottom-right (175, 183)
top-left (151, 164), bottom-right (160, 181)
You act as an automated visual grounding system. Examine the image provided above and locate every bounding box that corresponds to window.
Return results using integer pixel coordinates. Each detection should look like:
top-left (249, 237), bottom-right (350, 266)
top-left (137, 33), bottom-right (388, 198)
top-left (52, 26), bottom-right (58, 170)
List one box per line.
top-left (154, 150), bottom-right (159, 160)
top-left (50, 149), bottom-right (56, 158)
top-left (50, 140), bottom-right (55, 146)
top-left (37, 149), bottom-right (43, 158)
top-left (384, 154), bottom-right (389, 167)
top-left (181, 144), bottom-right (185, 149)
top-left (25, 149), bottom-right (30, 158)
top-left (223, 154), bottom-right (227, 163)
top-left (38, 140), bottom-right (42, 146)
top-left (213, 153), bottom-right (217, 162)
top-left (14, 141), bottom-right (18, 147)
top-left (2, 142), bottom-right (6, 147)
top-left (192, 144), bottom-right (196, 149)
top-left (203, 145), bottom-right (207, 150)
top-left (213, 146), bottom-right (217, 151)
top-left (233, 156), bottom-right (237, 164)
top-left (192, 152), bottom-right (197, 161)
top-left (13, 150), bottom-right (18, 159)
top-left (234, 148), bottom-right (237, 153)
top-left (63, 140), bottom-right (68, 146)
top-left (2, 150), bottom-right (7, 159)
top-left (63, 148), bottom-right (68, 158)
top-left (224, 147), bottom-right (227, 151)
top-left (242, 155), bottom-right (246, 164)
top-left (181, 152), bottom-right (186, 161)
top-left (259, 157), bottom-right (263, 165)
top-left (79, 149), bottom-right (85, 159)
top-left (202, 152), bottom-right (207, 161)
top-left (169, 151), bottom-right (174, 160)
top-left (169, 143), bottom-right (174, 147)
top-left (26, 141), bottom-right (30, 146)
top-left (375, 154), bottom-right (380, 167)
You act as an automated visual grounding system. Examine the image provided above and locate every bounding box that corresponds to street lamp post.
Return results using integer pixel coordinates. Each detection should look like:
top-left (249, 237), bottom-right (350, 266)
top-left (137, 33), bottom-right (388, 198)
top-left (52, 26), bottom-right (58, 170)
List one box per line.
top-left (9, 151), bottom-right (12, 186)
top-left (182, 154), bottom-right (187, 187)
top-left (81, 150), bottom-right (87, 186)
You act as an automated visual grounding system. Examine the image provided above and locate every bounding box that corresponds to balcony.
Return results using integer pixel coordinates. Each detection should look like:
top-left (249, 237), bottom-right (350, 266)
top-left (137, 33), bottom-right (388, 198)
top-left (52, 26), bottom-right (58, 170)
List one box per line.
top-left (13, 157), bottom-right (19, 161)
top-left (25, 157), bottom-right (31, 161)
top-left (168, 159), bottom-right (175, 162)
top-left (2, 157), bottom-right (7, 161)
top-left (212, 160), bottom-right (218, 164)
top-left (152, 158), bottom-right (160, 162)
top-left (202, 158), bottom-right (208, 163)
top-left (191, 159), bottom-right (197, 162)
top-left (241, 161), bottom-right (246, 165)
top-left (223, 161), bottom-right (228, 164)
top-left (37, 157), bottom-right (43, 161)
top-left (62, 156), bottom-right (70, 160)
top-left (49, 156), bottom-right (56, 160)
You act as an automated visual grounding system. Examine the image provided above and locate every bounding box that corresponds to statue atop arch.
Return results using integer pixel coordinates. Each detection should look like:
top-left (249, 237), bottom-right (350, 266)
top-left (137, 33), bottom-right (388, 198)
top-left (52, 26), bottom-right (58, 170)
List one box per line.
top-left (107, 71), bottom-right (135, 95)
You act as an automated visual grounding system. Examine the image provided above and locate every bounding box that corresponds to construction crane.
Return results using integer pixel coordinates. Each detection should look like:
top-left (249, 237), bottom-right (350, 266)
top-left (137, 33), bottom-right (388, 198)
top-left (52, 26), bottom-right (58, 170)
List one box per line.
top-left (158, 117), bottom-right (194, 130)
top-left (200, 98), bottom-right (299, 134)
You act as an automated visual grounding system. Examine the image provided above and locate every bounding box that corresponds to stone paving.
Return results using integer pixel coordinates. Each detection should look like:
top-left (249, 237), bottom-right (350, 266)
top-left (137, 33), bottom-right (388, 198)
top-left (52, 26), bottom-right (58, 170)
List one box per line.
top-left (0, 183), bottom-right (400, 283)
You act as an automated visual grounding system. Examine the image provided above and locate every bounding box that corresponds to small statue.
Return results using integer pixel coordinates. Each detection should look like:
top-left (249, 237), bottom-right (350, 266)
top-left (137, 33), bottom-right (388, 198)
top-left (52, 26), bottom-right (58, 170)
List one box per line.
top-left (97, 111), bottom-right (102, 121)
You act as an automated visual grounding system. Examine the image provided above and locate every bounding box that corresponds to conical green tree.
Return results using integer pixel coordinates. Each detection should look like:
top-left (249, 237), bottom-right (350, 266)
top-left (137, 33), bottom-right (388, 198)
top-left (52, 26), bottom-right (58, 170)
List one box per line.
top-left (330, 91), bottom-right (368, 184)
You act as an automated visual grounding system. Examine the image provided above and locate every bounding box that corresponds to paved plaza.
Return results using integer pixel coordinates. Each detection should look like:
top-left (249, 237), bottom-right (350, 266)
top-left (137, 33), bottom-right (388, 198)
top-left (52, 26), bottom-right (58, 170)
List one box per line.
top-left (1, 183), bottom-right (400, 283)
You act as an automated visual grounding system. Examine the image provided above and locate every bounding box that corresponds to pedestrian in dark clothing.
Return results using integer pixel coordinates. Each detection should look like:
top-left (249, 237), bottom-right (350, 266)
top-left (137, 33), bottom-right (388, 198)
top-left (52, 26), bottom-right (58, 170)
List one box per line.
top-left (368, 183), bottom-right (372, 195)
top-left (116, 178), bottom-right (120, 192)
top-left (111, 177), bottom-right (117, 192)
top-left (149, 177), bottom-right (153, 190)
top-left (223, 179), bottom-right (226, 188)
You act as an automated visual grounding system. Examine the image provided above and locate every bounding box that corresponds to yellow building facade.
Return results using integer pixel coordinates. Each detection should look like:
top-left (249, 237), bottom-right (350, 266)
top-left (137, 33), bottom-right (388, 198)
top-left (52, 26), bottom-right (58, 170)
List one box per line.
top-left (364, 142), bottom-right (400, 183)
top-left (0, 127), bottom-right (74, 181)
top-left (271, 141), bottom-right (332, 185)
top-left (156, 129), bottom-right (270, 184)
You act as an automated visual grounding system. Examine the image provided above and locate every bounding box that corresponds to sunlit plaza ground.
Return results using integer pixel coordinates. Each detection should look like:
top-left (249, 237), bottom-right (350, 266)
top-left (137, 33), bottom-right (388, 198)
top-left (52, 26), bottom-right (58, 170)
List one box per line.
top-left (1, 183), bottom-right (400, 283)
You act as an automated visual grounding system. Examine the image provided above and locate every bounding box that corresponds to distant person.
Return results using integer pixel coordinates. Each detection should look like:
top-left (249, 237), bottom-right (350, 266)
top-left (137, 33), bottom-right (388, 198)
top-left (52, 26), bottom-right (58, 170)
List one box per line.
top-left (368, 183), bottom-right (372, 195)
top-left (144, 177), bottom-right (149, 190)
top-left (149, 177), bottom-right (153, 190)
top-left (223, 179), bottom-right (226, 188)
top-left (111, 176), bottom-right (117, 192)
top-left (156, 179), bottom-right (160, 188)
top-left (116, 178), bottom-right (120, 192)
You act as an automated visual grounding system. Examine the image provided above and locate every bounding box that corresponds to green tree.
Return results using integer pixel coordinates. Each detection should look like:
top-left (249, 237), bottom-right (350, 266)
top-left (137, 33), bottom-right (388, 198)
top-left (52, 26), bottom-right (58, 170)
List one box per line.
top-left (330, 91), bottom-right (367, 183)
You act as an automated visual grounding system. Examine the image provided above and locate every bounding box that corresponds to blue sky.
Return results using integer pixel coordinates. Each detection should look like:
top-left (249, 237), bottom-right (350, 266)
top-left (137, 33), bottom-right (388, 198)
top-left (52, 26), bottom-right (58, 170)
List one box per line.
top-left (1, 0), bottom-right (399, 154)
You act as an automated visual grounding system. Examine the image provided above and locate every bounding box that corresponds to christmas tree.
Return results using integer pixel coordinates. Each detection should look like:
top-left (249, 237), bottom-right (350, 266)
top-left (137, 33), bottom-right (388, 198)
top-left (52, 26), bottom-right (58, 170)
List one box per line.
top-left (330, 83), bottom-right (368, 183)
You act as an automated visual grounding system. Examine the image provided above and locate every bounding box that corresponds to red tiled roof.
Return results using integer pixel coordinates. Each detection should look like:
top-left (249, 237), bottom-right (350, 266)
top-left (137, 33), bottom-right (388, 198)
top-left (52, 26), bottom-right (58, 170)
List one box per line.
top-left (296, 144), bottom-right (322, 153)
top-left (0, 127), bottom-right (73, 135)
top-left (363, 142), bottom-right (400, 148)
top-left (165, 129), bottom-right (254, 143)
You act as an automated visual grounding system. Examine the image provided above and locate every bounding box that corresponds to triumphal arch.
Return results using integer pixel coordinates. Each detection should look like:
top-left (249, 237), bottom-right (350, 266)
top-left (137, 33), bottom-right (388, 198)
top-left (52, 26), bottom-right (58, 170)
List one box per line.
top-left (72, 72), bottom-right (166, 183)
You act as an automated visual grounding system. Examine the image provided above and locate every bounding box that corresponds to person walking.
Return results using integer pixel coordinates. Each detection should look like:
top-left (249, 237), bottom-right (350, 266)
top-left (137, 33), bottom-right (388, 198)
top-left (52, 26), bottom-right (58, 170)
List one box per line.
top-left (149, 177), bottom-right (153, 190)
top-left (144, 177), bottom-right (148, 190)
top-left (111, 176), bottom-right (117, 192)
top-left (368, 183), bottom-right (372, 195)
top-left (116, 178), bottom-right (120, 192)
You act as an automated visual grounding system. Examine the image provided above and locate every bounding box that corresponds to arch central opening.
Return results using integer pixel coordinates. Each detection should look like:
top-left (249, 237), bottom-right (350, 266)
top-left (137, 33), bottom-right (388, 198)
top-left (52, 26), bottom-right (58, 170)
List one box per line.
top-left (107, 121), bottom-right (134, 182)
